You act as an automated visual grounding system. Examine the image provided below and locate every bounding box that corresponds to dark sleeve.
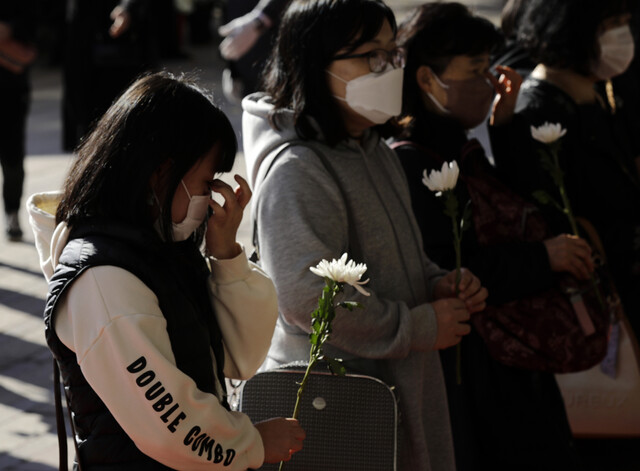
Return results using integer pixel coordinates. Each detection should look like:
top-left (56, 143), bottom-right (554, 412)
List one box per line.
top-left (466, 241), bottom-right (553, 305)
top-left (395, 146), bottom-right (458, 270)
top-left (2, 0), bottom-right (37, 43)
top-left (396, 144), bottom-right (555, 305)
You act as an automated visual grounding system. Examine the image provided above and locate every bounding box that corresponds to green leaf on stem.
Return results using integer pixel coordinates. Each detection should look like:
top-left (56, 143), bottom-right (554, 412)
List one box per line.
top-left (324, 356), bottom-right (347, 376)
top-left (533, 189), bottom-right (552, 204)
top-left (337, 301), bottom-right (362, 311)
top-left (533, 190), bottom-right (563, 212)
top-left (311, 322), bottom-right (321, 334)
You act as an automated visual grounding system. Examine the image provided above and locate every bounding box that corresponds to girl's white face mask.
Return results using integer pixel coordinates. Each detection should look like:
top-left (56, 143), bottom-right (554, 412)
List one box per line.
top-left (327, 67), bottom-right (404, 124)
top-left (591, 24), bottom-right (635, 80)
top-left (172, 180), bottom-right (210, 241)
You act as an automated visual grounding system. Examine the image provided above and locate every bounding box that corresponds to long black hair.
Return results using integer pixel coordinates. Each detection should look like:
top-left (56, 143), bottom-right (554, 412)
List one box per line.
top-left (261, 0), bottom-right (397, 146)
top-left (56, 71), bottom-right (237, 241)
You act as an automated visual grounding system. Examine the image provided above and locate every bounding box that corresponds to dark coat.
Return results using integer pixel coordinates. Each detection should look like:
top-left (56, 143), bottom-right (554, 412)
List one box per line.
top-left (392, 109), bottom-right (579, 471)
top-left (491, 77), bottom-right (640, 336)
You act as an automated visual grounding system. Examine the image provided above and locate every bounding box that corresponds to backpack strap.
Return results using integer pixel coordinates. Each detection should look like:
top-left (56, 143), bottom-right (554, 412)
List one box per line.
top-left (251, 140), bottom-right (361, 263)
top-left (53, 360), bottom-right (67, 471)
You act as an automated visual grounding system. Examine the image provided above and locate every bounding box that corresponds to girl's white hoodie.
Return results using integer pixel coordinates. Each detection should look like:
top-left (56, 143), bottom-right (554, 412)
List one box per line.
top-left (27, 191), bottom-right (277, 470)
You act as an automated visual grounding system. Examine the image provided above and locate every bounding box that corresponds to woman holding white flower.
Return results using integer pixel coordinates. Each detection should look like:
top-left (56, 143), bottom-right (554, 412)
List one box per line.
top-left (491, 0), bottom-right (640, 338)
top-left (242, 1), bottom-right (488, 469)
top-left (392, 4), bottom-right (588, 470)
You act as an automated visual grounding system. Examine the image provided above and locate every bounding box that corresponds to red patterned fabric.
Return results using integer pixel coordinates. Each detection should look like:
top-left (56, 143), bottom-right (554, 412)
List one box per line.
top-left (392, 138), bottom-right (610, 372)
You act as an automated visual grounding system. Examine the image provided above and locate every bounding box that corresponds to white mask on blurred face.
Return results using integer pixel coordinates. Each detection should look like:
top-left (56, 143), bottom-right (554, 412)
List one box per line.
top-left (591, 24), bottom-right (635, 80)
top-left (172, 180), bottom-right (210, 241)
top-left (327, 67), bottom-right (404, 124)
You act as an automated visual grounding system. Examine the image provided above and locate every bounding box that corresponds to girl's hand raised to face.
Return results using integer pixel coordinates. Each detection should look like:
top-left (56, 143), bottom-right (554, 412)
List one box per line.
top-left (205, 175), bottom-right (252, 259)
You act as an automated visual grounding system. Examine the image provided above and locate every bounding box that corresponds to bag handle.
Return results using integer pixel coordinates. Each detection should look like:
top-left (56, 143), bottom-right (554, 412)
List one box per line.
top-left (576, 217), bottom-right (640, 370)
top-left (53, 360), bottom-right (83, 471)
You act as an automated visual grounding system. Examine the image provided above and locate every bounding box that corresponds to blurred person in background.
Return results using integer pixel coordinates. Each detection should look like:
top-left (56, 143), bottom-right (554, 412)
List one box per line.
top-left (217, 0), bottom-right (288, 101)
top-left (0, 0), bottom-right (36, 241)
top-left (189, 0), bottom-right (217, 45)
top-left (491, 0), bottom-right (535, 78)
top-left (62, 0), bottom-right (158, 152)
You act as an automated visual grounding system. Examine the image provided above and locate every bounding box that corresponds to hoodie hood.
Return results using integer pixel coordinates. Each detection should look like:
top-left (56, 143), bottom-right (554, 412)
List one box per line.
top-left (242, 92), bottom-right (382, 190)
top-left (27, 191), bottom-right (71, 282)
top-left (242, 93), bottom-right (300, 189)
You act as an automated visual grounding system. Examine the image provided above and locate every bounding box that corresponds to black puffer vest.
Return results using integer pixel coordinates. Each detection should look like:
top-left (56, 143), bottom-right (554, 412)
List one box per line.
top-left (44, 221), bottom-right (228, 470)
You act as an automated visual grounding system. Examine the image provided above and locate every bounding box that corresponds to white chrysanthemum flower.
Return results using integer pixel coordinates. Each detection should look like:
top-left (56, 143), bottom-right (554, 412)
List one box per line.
top-left (530, 122), bottom-right (567, 144)
top-left (422, 161), bottom-right (460, 192)
top-left (310, 253), bottom-right (370, 296)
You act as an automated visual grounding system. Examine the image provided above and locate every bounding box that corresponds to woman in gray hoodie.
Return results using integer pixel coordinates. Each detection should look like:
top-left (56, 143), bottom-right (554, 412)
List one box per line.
top-left (242, 1), bottom-right (488, 470)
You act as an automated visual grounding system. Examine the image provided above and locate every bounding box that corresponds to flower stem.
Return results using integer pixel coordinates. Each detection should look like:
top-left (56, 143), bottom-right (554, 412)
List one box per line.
top-left (449, 200), bottom-right (463, 385)
top-left (456, 343), bottom-right (462, 385)
top-left (450, 213), bottom-right (462, 297)
top-left (550, 148), bottom-right (605, 311)
top-left (280, 282), bottom-right (339, 470)
top-left (559, 184), bottom-right (580, 237)
top-left (292, 355), bottom-right (317, 420)
top-left (279, 353), bottom-right (318, 471)
top-left (550, 145), bottom-right (580, 238)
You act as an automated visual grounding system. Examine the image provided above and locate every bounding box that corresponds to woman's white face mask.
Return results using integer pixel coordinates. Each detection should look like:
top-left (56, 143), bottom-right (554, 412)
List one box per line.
top-left (172, 180), bottom-right (210, 241)
top-left (327, 67), bottom-right (404, 124)
top-left (591, 24), bottom-right (635, 80)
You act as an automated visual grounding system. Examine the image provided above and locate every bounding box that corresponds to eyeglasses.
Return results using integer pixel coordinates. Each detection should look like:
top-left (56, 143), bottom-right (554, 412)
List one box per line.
top-left (332, 47), bottom-right (407, 73)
